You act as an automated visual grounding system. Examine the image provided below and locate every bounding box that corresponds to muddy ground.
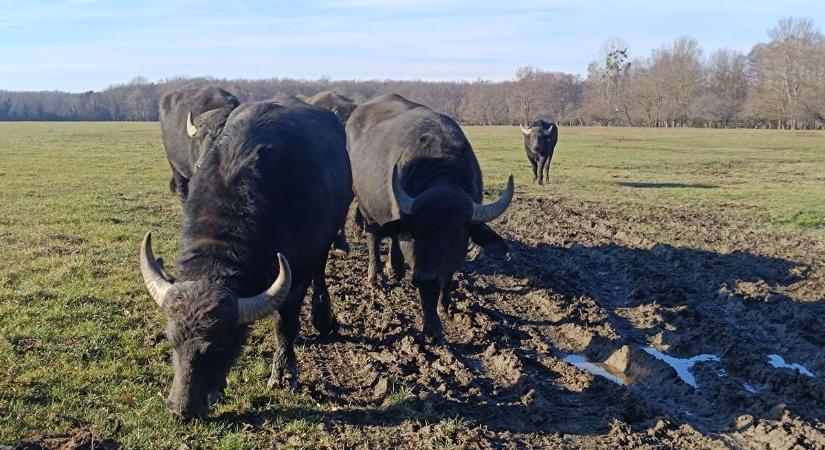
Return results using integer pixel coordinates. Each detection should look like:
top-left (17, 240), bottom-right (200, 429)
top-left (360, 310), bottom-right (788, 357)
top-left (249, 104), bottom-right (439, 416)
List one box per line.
top-left (291, 196), bottom-right (824, 449)
top-left (14, 195), bottom-right (825, 449)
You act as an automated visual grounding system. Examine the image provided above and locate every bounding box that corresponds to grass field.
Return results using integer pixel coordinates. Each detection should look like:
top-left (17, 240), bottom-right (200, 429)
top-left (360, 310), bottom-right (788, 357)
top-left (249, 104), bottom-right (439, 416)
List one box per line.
top-left (0, 123), bottom-right (823, 449)
top-left (468, 126), bottom-right (825, 233)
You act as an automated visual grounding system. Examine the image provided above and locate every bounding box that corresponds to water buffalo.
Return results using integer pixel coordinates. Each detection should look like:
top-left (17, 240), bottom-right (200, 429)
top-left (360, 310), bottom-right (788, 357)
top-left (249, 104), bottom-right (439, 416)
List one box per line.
top-left (520, 119), bottom-right (558, 185)
top-left (297, 90), bottom-right (358, 255)
top-left (159, 85), bottom-right (240, 200)
top-left (346, 94), bottom-right (514, 343)
top-left (140, 98), bottom-right (352, 418)
top-left (299, 91), bottom-right (357, 125)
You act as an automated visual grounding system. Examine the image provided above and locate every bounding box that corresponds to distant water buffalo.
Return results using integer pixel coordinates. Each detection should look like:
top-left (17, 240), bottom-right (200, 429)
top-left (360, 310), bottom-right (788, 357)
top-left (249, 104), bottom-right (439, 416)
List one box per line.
top-left (520, 119), bottom-right (558, 185)
top-left (299, 91), bottom-right (357, 124)
top-left (159, 85), bottom-right (240, 200)
top-left (346, 94), bottom-right (514, 343)
top-left (140, 98), bottom-right (352, 418)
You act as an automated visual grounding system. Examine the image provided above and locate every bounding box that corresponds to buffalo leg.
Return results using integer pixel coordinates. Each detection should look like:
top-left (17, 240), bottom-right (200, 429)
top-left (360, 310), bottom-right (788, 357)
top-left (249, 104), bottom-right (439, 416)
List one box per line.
top-left (365, 228), bottom-right (384, 285)
top-left (331, 228), bottom-right (350, 257)
top-left (530, 159), bottom-right (538, 184)
top-left (354, 208), bottom-right (366, 234)
top-left (537, 156), bottom-right (548, 185)
top-left (417, 280), bottom-right (444, 344)
top-left (438, 278), bottom-right (454, 317)
top-left (387, 237), bottom-right (407, 281)
top-left (267, 296), bottom-right (302, 390)
top-left (311, 264), bottom-right (340, 337)
top-left (544, 153), bottom-right (552, 181)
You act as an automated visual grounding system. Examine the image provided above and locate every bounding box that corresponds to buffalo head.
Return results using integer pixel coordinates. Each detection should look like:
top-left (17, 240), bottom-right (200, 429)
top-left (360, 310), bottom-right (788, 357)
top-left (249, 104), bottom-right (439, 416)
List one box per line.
top-left (139, 233), bottom-right (291, 418)
top-left (520, 123), bottom-right (554, 155)
top-left (389, 167), bottom-right (513, 335)
top-left (185, 107), bottom-right (235, 170)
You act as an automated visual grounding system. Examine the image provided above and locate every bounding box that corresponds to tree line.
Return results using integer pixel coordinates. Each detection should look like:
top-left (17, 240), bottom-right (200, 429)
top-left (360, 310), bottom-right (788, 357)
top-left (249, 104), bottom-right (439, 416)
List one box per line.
top-left (1, 17), bottom-right (823, 129)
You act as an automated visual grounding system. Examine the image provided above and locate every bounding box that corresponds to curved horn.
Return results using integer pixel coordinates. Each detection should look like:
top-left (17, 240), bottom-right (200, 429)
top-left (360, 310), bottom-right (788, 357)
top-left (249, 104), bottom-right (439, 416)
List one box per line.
top-left (237, 253), bottom-right (292, 325)
top-left (519, 125), bottom-right (531, 136)
top-left (140, 232), bottom-right (173, 307)
top-left (186, 112), bottom-right (198, 137)
top-left (544, 124), bottom-right (555, 136)
top-left (392, 165), bottom-right (415, 215)
top-left (472, 174), bottom-right (515, 224)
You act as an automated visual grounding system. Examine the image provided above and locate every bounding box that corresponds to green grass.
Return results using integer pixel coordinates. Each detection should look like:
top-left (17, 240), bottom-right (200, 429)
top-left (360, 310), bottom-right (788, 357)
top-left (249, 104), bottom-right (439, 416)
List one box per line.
top-left (0, 123), bottom-right (823, 448)
top-left (467, 126), bottom-right (825, 233)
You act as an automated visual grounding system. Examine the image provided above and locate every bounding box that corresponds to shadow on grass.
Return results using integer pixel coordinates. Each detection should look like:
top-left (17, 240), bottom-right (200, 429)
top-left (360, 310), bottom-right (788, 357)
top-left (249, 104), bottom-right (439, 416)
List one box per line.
top-left (616, 181), bottom-right (718, 189)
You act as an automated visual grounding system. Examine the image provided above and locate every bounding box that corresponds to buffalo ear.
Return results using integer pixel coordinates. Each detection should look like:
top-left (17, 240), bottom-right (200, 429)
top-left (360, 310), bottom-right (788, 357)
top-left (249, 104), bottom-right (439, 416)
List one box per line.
top-left (470, 224), bottom-right (509, 257)
top-left (379, 219), bottom-right (413, 240)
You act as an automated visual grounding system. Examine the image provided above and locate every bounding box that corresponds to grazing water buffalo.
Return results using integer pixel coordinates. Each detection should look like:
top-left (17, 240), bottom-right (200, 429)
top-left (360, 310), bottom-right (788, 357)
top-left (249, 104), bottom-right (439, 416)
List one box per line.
top-left (140, 98), bottom-right (352, 418)
top-left (159, 85), bottom-right (240, 200)
top-left (520, 119), bottom-right (558, 185)
top-left (346, 94), bottom-right (514, 343)
top-left (299, 91), bottom-right (357, 125)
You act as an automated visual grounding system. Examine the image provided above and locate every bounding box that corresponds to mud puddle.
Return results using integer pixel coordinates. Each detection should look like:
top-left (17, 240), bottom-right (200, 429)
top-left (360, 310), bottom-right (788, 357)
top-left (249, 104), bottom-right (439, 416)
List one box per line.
top-left (642, 347), bottom-right (721, 389)
top-left (562, 354), bottom-right (631, 385)
top-left (767, 354), bottom-right (816, 377)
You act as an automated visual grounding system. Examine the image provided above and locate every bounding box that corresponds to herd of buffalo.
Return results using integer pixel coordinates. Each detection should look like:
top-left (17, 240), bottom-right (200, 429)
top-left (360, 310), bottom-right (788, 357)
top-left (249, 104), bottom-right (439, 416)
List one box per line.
top-left (140, 85), bottom-right (559, 418)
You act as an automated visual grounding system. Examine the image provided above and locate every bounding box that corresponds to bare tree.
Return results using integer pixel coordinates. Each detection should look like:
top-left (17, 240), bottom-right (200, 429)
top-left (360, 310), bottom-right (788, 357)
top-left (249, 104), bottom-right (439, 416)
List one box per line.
top-left (2, 18), bottom-right (823, 129)
top-left (459, 79), bottom-right (509, 125)
top-left (745, 17), bottom-right (825, 129)
top-left (647, 37), bottom-right (703, 126)
top-left (508, 66), bottom-right (542, 124)
top-left (699, 49), bottom-right (748, 127)
top-left (583, 39), bottom-right (634, 125)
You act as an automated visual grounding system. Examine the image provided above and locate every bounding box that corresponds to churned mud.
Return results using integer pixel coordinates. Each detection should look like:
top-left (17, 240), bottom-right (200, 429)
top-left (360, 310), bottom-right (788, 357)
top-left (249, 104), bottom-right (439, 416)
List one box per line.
top-left (290, 196), bottom-right (825, 448)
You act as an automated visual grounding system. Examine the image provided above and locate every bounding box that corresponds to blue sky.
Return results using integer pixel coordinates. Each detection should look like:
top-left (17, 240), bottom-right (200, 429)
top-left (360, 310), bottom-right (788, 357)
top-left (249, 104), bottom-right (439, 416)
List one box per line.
top-left (0, 0), bottom-right (822, 92)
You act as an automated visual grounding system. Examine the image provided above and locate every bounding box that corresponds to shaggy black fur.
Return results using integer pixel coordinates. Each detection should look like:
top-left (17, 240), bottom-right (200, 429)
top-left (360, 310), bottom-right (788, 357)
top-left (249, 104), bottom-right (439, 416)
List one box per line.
top-left (159, 98), bottom-right (352, 418)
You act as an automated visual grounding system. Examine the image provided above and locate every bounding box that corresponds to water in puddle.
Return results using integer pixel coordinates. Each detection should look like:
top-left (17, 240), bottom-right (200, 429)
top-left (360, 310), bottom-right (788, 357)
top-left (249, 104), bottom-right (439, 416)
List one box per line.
top-left (767, 354), bottom-right (815, 377)
top-left (562, 354), bottom-right (632, 385)
top-left (743, 383), bottom-right (759, 394)
top-left (643, 347), bottom-right (720, 389)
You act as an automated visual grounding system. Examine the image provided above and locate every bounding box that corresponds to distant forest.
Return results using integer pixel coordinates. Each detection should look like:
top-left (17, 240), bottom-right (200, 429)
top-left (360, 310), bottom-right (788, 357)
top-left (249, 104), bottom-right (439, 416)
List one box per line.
top-left (2, 18), bottom-right (824, 129)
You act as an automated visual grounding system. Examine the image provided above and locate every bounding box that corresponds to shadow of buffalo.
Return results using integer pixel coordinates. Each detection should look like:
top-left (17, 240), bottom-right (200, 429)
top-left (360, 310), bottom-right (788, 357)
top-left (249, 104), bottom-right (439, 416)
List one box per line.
top-left (213, 234), bottom-right (823, 441)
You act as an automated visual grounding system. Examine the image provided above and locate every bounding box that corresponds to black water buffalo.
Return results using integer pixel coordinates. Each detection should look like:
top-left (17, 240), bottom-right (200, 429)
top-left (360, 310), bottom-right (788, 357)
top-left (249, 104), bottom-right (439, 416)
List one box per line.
top-left (299, 91), bottom-right (357, 125)
top-left (140, 98), bottom-right (352, 418)
top-left (520, 119), bottom-right (558, 185)
top-left (159, 85), bottom-right (240, 200)
top-left (346, 94), bottom-right (514, 343)
top-left (296, 90), bottom-right (358, 256)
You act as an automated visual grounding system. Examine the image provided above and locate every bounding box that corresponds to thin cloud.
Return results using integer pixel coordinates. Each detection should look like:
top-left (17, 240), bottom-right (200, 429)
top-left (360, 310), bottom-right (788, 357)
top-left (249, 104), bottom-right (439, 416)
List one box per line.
top-left (0, 0), bottom-right (823, 91)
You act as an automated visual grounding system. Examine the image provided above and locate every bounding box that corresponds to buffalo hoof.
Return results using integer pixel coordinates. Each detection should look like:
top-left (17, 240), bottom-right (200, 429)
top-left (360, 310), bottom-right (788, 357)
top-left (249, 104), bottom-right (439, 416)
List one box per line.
top-left (385, 261), bottom-right (407, 281)
top-left (331, 232), bottom-right (350, 258)
top-left (438, 303), bottom-right (455, 318)
top-left (312, 313), bottom-right (340, 338)
top-left (368, 271), bottom-right (387, 288)
top-left (421, 323), bottom-right (445, 345)
top-left (268, 352), bottom-right (299, 390)
top-left (267, 366), bottom-right (299, 390)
